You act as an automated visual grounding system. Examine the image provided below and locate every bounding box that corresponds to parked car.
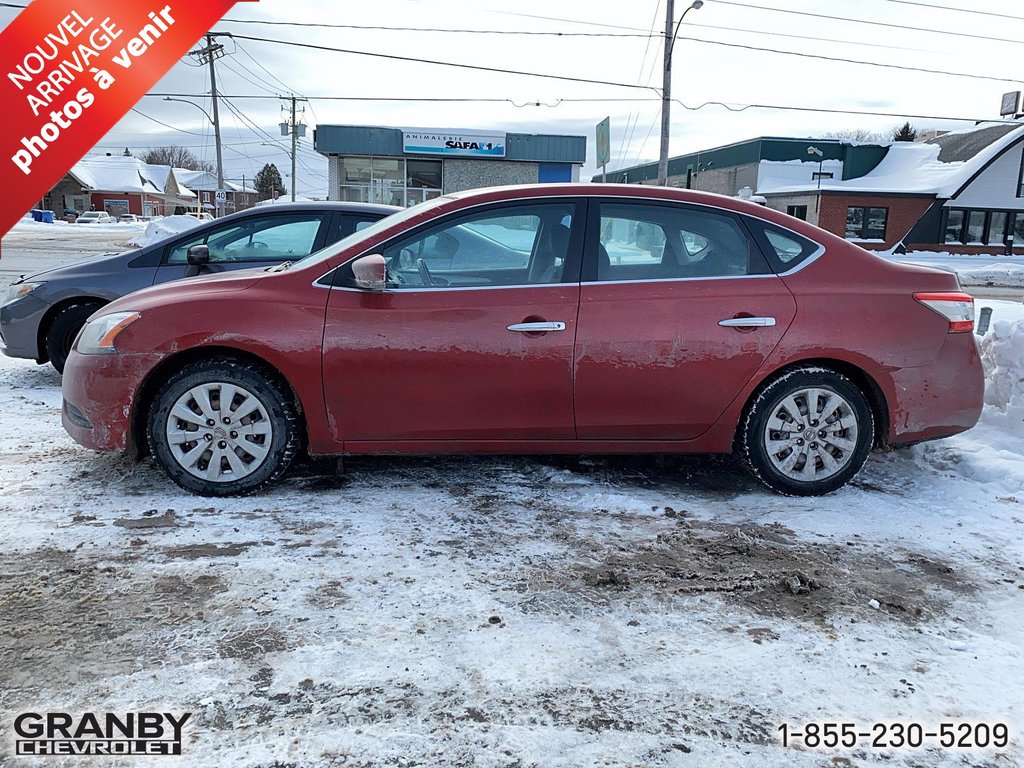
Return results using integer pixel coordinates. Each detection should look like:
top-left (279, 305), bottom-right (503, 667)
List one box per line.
top-left (118, 214), bottom-right (140, 223)
top-left (76, 211), bottom-right (113, 224)
top-left (59, 184), bottom-right (984, 497)
top-left (1, 202), bottom-right (399, 372)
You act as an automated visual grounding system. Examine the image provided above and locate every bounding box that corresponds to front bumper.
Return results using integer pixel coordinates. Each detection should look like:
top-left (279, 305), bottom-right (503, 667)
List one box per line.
top-left (62, 349), bottom-right (162, 453)
top-left (0, 292), bottom-right (48, 361)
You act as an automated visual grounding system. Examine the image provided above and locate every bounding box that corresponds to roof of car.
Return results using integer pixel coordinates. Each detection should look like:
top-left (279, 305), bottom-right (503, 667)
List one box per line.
top-left (233, 201), bottom-right (402, 216)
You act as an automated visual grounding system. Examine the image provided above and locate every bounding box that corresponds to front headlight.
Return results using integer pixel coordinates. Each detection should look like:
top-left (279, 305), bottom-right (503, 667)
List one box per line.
top-left (3, 281), bottom-right (44, 306)
top-left (75, 311), bottom-right (141, 355)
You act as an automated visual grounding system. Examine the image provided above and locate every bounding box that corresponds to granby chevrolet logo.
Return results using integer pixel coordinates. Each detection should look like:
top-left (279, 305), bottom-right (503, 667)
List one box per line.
top-left (14, 711), bottom-right (192, 756)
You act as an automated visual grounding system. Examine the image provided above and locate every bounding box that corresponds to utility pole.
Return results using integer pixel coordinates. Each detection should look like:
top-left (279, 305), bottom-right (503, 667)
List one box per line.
top-left (190, 35), bottom-right (226, 217)
top-left (658, 0), bottom-right (674, 187)
top-left (658, 0), bottom-right (703, 187)
top-left (279, 96), bottom-right (307, 203)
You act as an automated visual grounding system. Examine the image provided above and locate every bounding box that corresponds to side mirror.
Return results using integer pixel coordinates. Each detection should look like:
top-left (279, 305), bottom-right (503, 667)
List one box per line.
top-left (186, 244), bottom-right (210, 266)
top-left (184, 244), bottom-right (210, 278)
top-left (352, 254), bottom-right (387, 291)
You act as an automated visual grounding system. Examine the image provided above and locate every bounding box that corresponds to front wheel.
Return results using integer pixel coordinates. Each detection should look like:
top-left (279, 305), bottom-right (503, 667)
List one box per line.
top-left (147, 359), bottom-right (301, 495)
top-left (741, 368), bottom-right (874, 496)
top-left (46, 302), bottom-right (102, 373)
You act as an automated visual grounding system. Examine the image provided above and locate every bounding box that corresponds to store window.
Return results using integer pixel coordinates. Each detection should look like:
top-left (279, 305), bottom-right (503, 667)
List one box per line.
top-left (846, 206), bottom-right (887, 240)
top-left (988, 212), bottom-right (1008, 245)
top-left (966, 210), bottom-right (986, 244)
top-left (946, 208), bottom-right (1016, 246)
top-left (338, 157), bottom-right (442, 208)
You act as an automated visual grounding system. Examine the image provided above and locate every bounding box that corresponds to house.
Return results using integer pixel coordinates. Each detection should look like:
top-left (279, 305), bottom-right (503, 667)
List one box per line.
top-left (758, 122), bottom-right (1024, 255)
top-left (172, 169), bottom-right (257, 214)
top-left (601, 122), bottom-right (1024, 255)
top-left (43, 155), bottom-right (197, 218)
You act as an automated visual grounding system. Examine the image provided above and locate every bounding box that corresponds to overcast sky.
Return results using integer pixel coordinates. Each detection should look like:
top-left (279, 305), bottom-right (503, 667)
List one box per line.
top-left (2, 0), bottom-right (1021, 197)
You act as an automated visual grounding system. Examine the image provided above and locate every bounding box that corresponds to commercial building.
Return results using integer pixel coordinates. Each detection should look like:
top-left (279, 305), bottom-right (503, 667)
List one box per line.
top-left (601, 122), bottom-right (1024, 255)
top-left (315, 125), bottom-right (586, 207)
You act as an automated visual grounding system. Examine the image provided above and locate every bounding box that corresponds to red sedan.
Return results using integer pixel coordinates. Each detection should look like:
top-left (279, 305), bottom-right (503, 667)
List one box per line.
top-left (61, 184), bottom-right (983, 496)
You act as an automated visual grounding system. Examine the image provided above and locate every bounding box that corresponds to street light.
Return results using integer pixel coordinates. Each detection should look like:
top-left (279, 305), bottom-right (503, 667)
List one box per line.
top-left (807, 145), bottom-right (824, 214)
top-left (163, 97), bottom-right (224, 217)
top-left (658, 0), bottom-right (703, 186)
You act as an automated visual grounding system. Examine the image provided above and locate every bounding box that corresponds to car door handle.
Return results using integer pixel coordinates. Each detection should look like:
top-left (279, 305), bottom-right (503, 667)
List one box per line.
top-left (507, 321), bottom-right (566, 332)
top-left (718, 316), bottom-right (776, 328)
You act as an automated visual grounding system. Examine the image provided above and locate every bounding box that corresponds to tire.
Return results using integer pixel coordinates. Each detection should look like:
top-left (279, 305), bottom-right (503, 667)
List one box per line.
top-left (741, 367), bottom-right (874, 496)
top-left (46, 302), bottom-right (102, 374)
top-left (147, 359), bottom-right (302, 496)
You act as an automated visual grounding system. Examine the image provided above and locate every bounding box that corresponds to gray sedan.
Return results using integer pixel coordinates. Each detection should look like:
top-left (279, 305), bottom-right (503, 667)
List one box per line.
top-left (1, 202), bottom-right (399, 372)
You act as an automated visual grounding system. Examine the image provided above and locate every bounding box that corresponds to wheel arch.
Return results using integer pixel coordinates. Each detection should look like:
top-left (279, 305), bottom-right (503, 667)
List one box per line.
top-left (129, 345), bottom-right (307, 459)
top-left (37, 297), bottom-right (108, 362)
top-left (736, 358), bottom-right (890, 451)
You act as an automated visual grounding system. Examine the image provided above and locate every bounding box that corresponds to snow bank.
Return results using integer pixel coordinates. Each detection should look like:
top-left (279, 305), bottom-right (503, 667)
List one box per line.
top-left (980, 319), bottom-right (1024, 424)
top-left (129, 215), bottom-right (201, 247)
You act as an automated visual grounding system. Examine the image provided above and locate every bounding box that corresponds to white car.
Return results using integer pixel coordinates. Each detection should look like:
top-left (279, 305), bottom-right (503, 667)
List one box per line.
top-left (185, 211), bottom-right (215, 222)
top-left (77, 211), bottom-right (114, 224)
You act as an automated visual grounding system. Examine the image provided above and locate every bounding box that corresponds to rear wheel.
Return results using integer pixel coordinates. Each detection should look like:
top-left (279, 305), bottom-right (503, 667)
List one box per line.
top-left (147, 359), bottom-right (301, 495)
top-left (46, 302), bottom-right (102, 373)
top-left (741, 368), bottom-right (874, 496)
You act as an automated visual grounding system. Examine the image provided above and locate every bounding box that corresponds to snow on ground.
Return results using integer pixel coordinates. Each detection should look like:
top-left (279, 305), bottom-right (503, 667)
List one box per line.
top-left (1, 219), bottom-right (145, 285)
top-left (128, 216), bottom-right (202, 248)
top-left (0, 226), bottom-right (1022, 767)
top-left (0, 318), bottom-right (1022, 766)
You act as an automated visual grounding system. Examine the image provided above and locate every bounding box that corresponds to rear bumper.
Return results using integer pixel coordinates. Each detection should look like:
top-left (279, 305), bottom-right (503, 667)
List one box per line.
top-left (887, 331), bottom-right (984, 445)
top-left (61, 350), bottom-right (161, 453)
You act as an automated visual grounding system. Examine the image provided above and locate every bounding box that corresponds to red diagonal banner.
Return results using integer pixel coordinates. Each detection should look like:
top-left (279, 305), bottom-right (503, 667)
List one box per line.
top-left (0, 0), bottom-right (254, 237)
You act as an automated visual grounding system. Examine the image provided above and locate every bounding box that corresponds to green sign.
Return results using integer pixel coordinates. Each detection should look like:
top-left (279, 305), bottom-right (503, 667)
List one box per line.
top-left (595, 117), bottom-right (611, 167)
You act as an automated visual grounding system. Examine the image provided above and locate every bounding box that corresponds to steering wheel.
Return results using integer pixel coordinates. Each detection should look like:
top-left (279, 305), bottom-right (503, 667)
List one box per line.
top-left (416, 258), bottom-right (434, 287)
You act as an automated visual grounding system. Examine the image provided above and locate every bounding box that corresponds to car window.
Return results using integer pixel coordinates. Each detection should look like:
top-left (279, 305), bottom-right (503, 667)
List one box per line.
top-left (165, 214), bottom-right (323, 264)
top-left (594, 203), bottom-right (767, 281)
top-left (381, 203), bottom-right (575, 288)
top-left (749, 220), bottom-right (822, 271)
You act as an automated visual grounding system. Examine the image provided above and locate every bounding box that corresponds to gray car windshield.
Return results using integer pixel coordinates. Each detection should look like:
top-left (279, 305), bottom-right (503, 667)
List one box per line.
top-left (284, 196), bottom-right (458, 270)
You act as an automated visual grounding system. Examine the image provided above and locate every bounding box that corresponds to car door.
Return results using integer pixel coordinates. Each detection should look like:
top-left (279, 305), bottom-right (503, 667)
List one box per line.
top-left (152, 212), bottom-right (331, 284)
top-left (574, 199), bottom-right (797, 440)
top-left (321, 199), bottom-right (584, 443)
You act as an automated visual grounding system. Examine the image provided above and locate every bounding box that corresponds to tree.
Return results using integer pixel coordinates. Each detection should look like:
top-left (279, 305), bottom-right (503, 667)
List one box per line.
top-left (254, 163), bottom-right (286, 200)
top-left (822, 128), bottom-right (888, 143)
top-left (892, 122), bottom-right (918, 142)
top-left (140, 145), bottom-right (214, 172)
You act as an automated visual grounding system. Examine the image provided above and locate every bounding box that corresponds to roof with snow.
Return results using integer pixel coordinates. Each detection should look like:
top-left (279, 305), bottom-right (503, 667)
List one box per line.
top-left (759, 122), bottom-right (1024, 198)
top-left (68, 156), bottom-right (196, 199)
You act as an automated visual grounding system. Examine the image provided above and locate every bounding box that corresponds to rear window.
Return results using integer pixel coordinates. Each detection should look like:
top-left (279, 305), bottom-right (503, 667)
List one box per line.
top-left (746, 219), bottom-right (822, 273)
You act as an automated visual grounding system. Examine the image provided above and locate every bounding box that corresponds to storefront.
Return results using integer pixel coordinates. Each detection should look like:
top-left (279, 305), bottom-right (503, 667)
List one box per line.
top-left (315, 125), bottom-right (586, 207)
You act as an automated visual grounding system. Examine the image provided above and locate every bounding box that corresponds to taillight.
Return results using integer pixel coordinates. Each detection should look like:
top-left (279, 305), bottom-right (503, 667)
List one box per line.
top-left (914, 292), bottom-right (974, 333)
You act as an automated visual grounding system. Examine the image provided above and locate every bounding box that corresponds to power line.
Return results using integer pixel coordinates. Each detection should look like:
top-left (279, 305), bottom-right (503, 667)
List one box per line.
top-left (678, 34), bottom-right (1020, 84)
top-left (220, 29), bottom-right (1020, 95)
top-left (140, 92), bottom-right (1021, 125)
top-left (220, 33), bottom-right (659, 93)
top-left (883, 0), bottom-right (1024, 21)
top-left (712, 0), bottom-right (1024, 46)
top-left (234, 41), bottom-right (301, 95)
top-left (218, 17), bottom-right (655, 37)
top-left (130, 108), bottom-right (205, 136)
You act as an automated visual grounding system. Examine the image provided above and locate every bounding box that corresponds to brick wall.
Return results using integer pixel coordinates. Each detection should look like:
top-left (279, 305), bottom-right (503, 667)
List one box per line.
top-left (817, 193), bottom-right (934, 251)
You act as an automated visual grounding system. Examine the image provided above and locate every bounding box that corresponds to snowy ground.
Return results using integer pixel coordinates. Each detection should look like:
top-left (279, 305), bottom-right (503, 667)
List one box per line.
top-left (888, 250), bottom-right (1024, 290)
top-left (1, 226), bottom-right (1023, 767)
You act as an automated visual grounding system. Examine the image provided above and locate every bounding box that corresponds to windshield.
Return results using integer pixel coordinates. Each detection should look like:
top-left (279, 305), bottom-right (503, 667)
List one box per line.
top-left (286, 195), bottom-right (458, 270)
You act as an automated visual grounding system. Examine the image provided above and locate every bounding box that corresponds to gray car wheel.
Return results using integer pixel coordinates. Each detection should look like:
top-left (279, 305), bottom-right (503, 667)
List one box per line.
top-left (741, 367), bottom-right (875, 496)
